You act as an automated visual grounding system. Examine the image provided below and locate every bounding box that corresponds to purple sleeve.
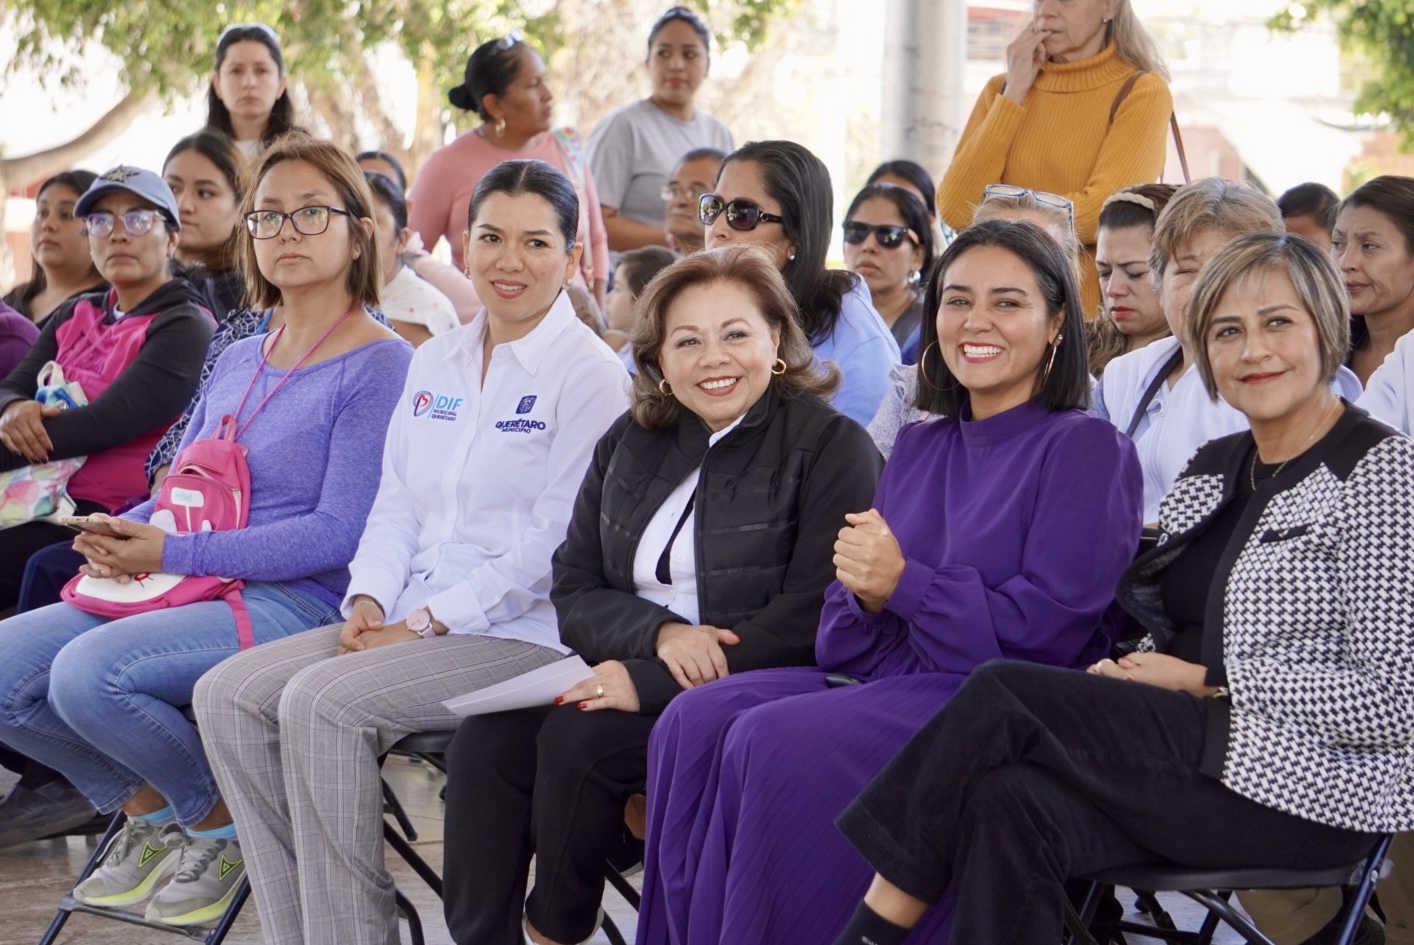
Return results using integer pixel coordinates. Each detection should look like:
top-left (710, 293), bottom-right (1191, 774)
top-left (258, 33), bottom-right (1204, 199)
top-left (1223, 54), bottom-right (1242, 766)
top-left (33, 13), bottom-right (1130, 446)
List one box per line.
top-left (159, 341), bottom-right (412, 581)
top-left (818, 420), bottom-right (1142, 678)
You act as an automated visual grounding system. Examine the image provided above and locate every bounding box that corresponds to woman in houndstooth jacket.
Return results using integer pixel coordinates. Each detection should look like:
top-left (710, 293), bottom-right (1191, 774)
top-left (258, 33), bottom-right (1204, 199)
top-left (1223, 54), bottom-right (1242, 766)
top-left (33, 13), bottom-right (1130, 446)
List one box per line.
top-left (828, 231), bottom-right (1414, 945)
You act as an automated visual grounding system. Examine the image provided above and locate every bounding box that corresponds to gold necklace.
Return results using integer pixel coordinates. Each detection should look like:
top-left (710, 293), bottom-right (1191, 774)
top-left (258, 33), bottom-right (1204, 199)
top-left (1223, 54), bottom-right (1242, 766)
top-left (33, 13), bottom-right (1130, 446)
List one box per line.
top-left (1249, 399), bottom-right (1341, 491)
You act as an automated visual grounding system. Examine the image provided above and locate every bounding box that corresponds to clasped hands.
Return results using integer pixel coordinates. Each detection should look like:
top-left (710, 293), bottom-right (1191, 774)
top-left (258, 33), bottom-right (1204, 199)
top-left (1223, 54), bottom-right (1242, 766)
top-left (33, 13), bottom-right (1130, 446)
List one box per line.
top-left (337, 597), bottom-right (420, 655)
top-left (72, 514), bottom-right (167, 582)
top-left (552, 620), bottom-right (744, 715)
top-left (1088, 652), bottom-right (1220, 697)
top-left (0, 399), bottom-right (61, 464)
top-left (835, 508), bottom-right (906, 615)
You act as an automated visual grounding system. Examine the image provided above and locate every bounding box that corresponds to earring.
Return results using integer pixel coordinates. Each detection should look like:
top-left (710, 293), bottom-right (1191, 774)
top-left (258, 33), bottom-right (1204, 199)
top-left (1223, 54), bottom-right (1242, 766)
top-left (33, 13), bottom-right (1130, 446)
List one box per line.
top-left (771, 358), bottom-right (787, 376)
top-left (1041, 334), bottom-right (1062, 386)
top-left (788, 253), bottom-right (796, 261)
top-left (917, 342), bottom-right (959, 394)
top-left (658, 378), bottom-right (672, 396)
top-left (908, 270), bottom-right (920, 286)
top-left (495, 117), bottom-right (507, 137)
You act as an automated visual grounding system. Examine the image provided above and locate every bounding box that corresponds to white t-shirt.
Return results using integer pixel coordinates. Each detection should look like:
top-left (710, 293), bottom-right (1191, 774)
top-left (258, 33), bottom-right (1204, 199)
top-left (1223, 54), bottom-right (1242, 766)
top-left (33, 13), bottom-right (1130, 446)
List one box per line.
top-left (381, 265), bottom-right (459, 337)
top-left (586, 99), bottom-right (734, 228)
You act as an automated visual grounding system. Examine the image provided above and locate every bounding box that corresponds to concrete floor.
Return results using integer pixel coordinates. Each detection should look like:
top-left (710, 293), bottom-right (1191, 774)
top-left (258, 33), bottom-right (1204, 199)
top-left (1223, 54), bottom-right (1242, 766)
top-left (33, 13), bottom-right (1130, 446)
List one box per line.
top-left (0, 757), bottom-right (1249, 945)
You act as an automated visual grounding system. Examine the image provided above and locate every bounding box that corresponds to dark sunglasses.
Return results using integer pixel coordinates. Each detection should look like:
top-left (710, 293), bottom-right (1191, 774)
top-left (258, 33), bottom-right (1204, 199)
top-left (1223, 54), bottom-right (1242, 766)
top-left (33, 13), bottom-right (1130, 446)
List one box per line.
top-left (698, 194), bottom-right (785, 231)
top-left (842, 221), bottom-right (919, 249)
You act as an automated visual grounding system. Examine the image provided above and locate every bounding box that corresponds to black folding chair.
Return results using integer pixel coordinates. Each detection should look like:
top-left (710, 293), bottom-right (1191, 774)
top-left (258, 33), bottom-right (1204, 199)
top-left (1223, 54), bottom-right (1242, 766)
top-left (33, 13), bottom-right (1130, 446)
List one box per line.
top-left (1064, 834), bottom-right (1393, 945)
top-left (382, 729), bottom-right (639, 945)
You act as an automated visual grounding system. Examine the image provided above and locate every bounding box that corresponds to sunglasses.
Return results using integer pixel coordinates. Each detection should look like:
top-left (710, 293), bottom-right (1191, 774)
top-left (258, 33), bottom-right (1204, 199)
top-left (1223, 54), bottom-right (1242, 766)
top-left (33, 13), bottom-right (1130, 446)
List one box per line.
top-left (843, 221), bottom-right (919, 249)
top-left (698, 194), bottom-right (785, 231)
top-left (982, 184), bottom-right (1075, 226)
top-left (661, 183), bottom-right (711, 203)
top-left (84, 209), bottom-right (164, 238)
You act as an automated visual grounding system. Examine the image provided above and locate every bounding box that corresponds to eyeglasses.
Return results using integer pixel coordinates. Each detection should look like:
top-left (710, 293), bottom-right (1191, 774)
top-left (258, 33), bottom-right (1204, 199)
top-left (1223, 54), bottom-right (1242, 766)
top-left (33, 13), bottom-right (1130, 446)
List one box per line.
top-left (982, 184), bottom-right (1075, 227)
top-left (244, 206), bottom-right (351, 240)
top-left (494, 31), bottom-right (523, 51)
top-left (661, 183), bottom-right (711, 203)
top-left (219, 22), bottom-right (280, 44)
top-left (843, 221), bottom-right (919, 249)
top-left (83, 209), bottom-right (164, 238)
top-left (698, 194), bottom-right (785, 231)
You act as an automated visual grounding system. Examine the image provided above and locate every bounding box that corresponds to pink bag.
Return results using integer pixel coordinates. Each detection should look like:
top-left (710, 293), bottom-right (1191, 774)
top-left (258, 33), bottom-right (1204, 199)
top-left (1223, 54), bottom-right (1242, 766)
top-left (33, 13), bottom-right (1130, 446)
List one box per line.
top-left (60, 311), bottom-right (353, 649)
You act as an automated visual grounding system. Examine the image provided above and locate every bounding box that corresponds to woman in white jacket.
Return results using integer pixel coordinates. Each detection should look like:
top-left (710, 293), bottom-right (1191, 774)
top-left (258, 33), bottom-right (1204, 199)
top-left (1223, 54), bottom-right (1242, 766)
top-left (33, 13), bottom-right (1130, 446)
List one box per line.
top-left (192, 160), bottom-right (630, 945)
top-left (1094, 178), bottom-right (1361, 523)
top-left (1359, 330), bottom-right (1414, 433)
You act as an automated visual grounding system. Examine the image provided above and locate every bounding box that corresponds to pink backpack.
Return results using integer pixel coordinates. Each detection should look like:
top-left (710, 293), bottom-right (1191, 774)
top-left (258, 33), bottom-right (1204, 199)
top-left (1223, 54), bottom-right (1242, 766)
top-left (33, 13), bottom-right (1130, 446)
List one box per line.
top-left (60, 311), bottom-right (352, 649)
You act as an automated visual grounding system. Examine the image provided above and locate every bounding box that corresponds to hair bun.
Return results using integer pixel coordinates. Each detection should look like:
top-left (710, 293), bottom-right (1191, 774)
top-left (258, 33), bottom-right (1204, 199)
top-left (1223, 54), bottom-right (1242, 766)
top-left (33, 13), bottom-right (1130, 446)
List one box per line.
top-left (448, 84), bottom-right (474, 111)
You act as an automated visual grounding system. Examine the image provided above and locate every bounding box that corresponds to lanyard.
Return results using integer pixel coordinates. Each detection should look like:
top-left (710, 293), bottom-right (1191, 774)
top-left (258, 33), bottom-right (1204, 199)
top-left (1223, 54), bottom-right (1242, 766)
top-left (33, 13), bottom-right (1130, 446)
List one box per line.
top-left (229, 309), bottom-right (355, 440)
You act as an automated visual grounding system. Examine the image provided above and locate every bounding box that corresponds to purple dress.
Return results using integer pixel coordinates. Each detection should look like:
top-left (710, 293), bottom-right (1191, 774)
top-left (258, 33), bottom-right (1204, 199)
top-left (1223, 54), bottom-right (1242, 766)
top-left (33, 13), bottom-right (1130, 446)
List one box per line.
top-left (636, 402), bottom-right (1143, 945)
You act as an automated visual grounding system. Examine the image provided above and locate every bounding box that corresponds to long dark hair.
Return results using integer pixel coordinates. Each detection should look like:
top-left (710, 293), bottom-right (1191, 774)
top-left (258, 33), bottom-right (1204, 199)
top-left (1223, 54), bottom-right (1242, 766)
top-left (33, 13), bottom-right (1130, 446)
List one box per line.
top-left (206, 25), bottom-right (296, 143)
top-left (867, 159), bottom-right (937, 219)
top-left (721, 140), bottom-right (855, 346)
top-left (914, 219), bottom-right (1090, 417)
top-left (844, 183), bottom-right (936, 282)
top-left (164, 131), bottom-right (246, 272)
top-left (6, 171), bottom-right (103, 318)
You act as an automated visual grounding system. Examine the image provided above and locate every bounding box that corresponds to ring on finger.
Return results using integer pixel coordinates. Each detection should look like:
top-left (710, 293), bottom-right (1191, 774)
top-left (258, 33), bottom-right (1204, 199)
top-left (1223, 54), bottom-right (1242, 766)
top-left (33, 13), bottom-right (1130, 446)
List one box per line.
top-left (595, 683), bottom-right (605, 699)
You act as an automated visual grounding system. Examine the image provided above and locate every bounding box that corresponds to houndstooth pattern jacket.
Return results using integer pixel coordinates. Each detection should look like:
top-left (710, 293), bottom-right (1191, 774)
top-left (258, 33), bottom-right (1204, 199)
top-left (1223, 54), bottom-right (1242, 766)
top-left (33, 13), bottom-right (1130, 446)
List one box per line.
top-left (1118, 407), bottom-right (1414, 833)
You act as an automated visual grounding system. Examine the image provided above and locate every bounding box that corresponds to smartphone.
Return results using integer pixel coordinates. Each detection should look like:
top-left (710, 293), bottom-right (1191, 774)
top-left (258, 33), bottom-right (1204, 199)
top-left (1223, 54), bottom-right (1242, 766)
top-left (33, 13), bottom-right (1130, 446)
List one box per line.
top-left (58, 515), bottom-right (128, 539)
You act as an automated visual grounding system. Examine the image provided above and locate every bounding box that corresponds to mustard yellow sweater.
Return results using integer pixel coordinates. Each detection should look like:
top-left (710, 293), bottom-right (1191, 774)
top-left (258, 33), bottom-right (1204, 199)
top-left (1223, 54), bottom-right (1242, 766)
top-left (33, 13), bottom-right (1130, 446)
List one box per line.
top-left (938, 44), bottom-right (1173, 315)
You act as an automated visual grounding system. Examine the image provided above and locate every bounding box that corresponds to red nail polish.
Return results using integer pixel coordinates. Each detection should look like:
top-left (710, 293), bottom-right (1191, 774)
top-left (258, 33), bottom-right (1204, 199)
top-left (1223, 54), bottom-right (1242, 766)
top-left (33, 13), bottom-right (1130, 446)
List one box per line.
top-left (553, 696), bottom-right (564, 705)
top-left (578, 702), bottom-right (589, 710)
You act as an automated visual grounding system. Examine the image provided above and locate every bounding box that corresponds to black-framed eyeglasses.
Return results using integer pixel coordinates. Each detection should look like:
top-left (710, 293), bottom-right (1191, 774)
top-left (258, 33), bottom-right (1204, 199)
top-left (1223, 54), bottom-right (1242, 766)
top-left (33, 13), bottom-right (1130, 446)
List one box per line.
top-left (244, 206), bottom-right (351, 240)
top-left (84, 209), bottom-right (164, 238)
top-left (662, 183), bottom-right (711, 203)
top-left (698, 194), bottom-right (785, 231)
top-left (842, 221), bottom-right (919, 249)
top-left (982, 184), bottom-right (1075, 227)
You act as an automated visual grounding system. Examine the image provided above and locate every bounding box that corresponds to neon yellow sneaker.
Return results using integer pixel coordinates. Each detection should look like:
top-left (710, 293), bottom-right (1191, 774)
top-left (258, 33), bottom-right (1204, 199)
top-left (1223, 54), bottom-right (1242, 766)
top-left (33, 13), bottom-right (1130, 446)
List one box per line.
top-left (144, 835), bottom-right (244, 926)
top-left (73, 819), bottom-right (180, 907)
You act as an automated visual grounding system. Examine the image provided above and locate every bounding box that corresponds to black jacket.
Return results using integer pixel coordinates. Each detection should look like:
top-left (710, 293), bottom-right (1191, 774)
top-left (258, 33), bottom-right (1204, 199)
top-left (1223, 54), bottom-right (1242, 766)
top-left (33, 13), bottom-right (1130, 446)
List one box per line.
top-left (551, 388), bottom-right (883, 714)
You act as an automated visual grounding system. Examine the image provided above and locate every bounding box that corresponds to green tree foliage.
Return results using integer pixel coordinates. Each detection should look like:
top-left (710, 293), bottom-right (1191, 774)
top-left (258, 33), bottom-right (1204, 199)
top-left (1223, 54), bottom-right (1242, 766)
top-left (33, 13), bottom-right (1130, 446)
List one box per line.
top-left (1271, 0), bottom-right (1414, 142)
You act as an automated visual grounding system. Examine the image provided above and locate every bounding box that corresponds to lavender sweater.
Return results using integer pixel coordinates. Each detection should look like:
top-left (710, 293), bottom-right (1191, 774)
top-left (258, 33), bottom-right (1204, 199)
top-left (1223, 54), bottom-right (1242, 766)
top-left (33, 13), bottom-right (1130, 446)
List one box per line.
top-left (126, 334), bottom-right (412, 607)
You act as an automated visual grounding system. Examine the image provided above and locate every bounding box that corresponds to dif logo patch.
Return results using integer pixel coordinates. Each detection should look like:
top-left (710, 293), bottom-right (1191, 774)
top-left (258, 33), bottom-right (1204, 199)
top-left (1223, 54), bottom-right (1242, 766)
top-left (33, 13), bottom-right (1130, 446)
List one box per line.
top-left (412, 390), bottom-right (464, 421)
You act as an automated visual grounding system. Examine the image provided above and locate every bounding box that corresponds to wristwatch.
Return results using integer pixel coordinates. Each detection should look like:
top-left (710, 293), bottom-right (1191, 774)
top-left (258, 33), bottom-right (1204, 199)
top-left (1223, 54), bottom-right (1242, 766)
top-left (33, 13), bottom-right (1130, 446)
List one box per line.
top-left (407, 607), bottom-right (439, 639)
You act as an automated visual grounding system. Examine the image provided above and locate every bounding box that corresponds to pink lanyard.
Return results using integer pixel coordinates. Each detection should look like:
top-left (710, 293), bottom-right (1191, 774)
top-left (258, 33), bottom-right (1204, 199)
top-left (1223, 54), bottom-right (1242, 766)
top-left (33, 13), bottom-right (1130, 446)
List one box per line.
top-left (227, 309), bottom-right (356, 440)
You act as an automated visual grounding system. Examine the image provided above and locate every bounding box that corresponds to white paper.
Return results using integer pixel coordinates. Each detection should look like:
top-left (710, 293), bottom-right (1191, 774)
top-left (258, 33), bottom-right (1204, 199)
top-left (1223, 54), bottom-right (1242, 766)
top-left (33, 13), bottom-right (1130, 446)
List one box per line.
top-left (441, 655), bottom-right (595, 717)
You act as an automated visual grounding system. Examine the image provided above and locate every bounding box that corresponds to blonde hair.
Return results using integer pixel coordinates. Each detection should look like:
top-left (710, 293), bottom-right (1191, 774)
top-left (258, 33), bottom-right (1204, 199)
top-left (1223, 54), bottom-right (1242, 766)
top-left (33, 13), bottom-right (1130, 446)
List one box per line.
top-left (1188, 232), bottom-right (1349, 400)
top-left (1149, 178), bottom-right (1282, 288)
top-left (240, 132), bottom-right (381, 311)
top-left (630, 246), bottom-right (839, 430)
top-left (1108, 0), bottom-right (1169, 81)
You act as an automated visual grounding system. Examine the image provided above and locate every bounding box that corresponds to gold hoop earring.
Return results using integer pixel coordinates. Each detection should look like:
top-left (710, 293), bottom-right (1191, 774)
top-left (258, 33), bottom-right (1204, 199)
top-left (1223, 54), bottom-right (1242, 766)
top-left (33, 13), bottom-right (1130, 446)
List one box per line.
top-left (771, 358), bottom-right (787, 376)
top-left (917, 341), bottom-right (959, 394)
top-left (495, 117), bottom-right (507, 137)
top-left (1041, 334), bottom-right (1062, 387)
top-left (658, 378), bottom-right (672, 396)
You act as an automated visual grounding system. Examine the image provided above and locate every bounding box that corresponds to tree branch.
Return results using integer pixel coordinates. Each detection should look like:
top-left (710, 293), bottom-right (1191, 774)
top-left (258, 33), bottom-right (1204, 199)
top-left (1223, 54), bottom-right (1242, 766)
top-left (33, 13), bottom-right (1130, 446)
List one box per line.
top-left (0, 89), bottom-right (156, 187)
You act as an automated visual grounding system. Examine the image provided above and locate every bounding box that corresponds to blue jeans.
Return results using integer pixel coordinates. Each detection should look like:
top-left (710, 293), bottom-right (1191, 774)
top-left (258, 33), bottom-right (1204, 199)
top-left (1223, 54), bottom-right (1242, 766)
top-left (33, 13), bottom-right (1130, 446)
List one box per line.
top-left (0, 582), bottom-right (340, 826)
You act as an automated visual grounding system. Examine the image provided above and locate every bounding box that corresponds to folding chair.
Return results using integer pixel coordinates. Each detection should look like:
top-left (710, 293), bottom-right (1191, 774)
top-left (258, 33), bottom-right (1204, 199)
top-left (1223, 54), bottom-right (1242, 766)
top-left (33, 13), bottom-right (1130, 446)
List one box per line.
top-left (381, 729), bottom-right (640, 945)
top-left (1064, 834), bottom-right (1393, 945)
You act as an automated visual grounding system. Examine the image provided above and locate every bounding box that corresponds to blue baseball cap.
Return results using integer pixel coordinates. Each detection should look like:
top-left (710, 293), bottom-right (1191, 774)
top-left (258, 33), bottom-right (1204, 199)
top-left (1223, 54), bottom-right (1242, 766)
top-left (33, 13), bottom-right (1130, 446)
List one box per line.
top-left (74, 165), bottom-right (182, 231)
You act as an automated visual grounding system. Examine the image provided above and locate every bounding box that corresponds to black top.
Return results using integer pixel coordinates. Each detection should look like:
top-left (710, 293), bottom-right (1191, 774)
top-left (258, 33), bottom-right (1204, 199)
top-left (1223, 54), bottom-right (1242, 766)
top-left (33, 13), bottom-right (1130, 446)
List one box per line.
top-left (551, 388), bottom-right (883, 714)
top-left (0, 280), bottom-right (214, 472)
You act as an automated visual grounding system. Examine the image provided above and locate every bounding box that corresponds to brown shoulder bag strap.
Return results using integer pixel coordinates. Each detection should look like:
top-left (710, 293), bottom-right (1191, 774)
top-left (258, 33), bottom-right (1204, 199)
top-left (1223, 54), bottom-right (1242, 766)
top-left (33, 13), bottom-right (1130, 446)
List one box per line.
top-left (1109, 70), bottom-right (1191, 184)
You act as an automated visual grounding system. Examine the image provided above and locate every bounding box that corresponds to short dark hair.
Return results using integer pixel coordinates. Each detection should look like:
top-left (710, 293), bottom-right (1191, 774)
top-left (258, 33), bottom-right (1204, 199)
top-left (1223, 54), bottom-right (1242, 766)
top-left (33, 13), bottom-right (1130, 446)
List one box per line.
top-left (648, 6), bottom-right (712, 55)
top-left (1338, 176), bottom-right (1414, 253)
top-left (680, 146), bottom-right (727, 166)
top-left (617, 245), bottom-right (678, 298)
top-left (867, 159), bottom-right (937, 219)
top-left (914, 219), bottom-right (1090, 417)
top-left (1279, 182), bottom-right (1340, 231)
top-left (206, 25), bottom-right (295, 144)
top-left (630, 246), bottom-right (839, 429)
top-left (448, 37), bottom-right (526, 121)
top-left (364, 171), bottom-right (409, 232)
top-left (467, 159), bottom-right (580, 251)
top-left (722, 140), bottom-right (855, 345)
top-left (844, 183), bottom-right (936, 282)
top-left (355, 150), bottom-right (407, 191)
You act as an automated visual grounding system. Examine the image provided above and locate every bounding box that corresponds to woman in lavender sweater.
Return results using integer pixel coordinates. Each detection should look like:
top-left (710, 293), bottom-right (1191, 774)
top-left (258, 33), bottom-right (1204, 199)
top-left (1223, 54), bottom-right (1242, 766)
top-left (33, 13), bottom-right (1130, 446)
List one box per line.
top-left (0, 135), bottom-right (410, 928)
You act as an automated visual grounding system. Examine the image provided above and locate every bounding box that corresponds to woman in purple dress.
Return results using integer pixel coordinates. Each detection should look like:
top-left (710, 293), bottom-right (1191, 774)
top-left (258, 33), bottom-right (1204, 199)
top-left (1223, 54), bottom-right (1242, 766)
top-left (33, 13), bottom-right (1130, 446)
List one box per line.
top-left (635, 218), bottom-right (1144, 945)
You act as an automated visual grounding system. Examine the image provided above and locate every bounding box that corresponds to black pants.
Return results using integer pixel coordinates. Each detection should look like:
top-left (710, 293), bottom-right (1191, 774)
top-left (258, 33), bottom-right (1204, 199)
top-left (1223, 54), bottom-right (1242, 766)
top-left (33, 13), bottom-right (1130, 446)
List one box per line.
top-left (443, 704), bottom-right (657, 945)
top-left (836, 660), bottom-right (1377, 945)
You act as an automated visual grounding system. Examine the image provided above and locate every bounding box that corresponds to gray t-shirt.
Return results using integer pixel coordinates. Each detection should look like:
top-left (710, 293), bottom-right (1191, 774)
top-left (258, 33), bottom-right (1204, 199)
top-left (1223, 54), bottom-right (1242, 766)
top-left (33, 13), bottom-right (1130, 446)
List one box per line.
top-left (586, 99), bottom-right (734, 229)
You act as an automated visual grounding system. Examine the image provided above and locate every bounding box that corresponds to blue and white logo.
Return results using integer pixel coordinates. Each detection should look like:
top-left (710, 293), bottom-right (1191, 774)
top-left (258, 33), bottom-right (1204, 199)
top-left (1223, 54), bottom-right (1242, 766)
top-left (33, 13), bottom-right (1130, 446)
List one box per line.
top-left (412, 391), bottom-right (433, 417)
top-left (516, 395), bottom-right (537, 415)
top-left (413, 391), bottom-right (464, 422)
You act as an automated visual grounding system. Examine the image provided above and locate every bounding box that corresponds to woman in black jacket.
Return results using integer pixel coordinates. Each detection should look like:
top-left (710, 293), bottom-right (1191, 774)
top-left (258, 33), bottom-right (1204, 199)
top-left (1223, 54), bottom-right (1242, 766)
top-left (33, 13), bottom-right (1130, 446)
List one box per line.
top-left (441, 245), bottom-right (883, 945)
top-left (830, 232), bottom-right (1414, 945)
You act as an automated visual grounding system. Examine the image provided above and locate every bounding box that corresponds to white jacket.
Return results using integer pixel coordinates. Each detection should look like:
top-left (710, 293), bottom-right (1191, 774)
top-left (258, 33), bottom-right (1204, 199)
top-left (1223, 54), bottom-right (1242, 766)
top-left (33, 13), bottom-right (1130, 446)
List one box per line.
top-left (343, 292), bottom-right (630, 651)
top-left (1357, 330), bottom-right (1414, 435)
top-left (1098, 336), bottom-right (1362, 522)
